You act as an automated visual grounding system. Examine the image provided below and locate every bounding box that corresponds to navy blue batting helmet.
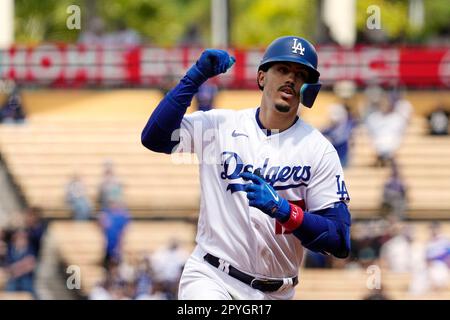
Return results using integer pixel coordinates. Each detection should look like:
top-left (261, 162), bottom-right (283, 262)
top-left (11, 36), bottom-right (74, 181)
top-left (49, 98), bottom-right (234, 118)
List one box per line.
top-left (257, 36), bottom-right (322, 108)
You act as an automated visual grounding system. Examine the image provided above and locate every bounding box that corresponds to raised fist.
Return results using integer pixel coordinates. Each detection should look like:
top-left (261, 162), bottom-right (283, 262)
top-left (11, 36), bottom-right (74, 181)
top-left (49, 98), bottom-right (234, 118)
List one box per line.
top-left (186, 49), bottom-right (235, 85)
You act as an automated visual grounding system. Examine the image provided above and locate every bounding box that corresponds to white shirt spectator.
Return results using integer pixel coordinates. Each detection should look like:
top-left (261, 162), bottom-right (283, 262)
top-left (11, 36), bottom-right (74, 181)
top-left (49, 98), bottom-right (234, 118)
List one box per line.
top-left (366, 99), bottom-right (412, 158)
top-left (89, 283), bottom-right (112, 300)
top-left (151, 243), bottom-right (189, 283)
top-left (380, 234), bottom-right (413, 272)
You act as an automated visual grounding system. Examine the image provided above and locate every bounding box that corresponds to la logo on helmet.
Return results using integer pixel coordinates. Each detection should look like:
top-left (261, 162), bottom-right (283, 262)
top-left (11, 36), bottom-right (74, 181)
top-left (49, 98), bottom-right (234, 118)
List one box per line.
top-left (291, 38), bottom-right (305, 56)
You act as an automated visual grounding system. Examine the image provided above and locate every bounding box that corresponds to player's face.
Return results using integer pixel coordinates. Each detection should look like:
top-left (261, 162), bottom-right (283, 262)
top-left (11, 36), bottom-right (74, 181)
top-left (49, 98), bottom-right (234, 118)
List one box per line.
top-left (258, 62), bottom-right (308, 114)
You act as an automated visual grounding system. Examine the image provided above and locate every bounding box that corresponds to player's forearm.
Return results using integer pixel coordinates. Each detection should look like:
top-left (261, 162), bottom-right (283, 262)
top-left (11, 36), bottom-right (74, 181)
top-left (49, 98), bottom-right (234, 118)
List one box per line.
top-left (282, 202), bottom-right (351, 258)
top-left (141, 75), bottom-right (201, 153)
top-left (142, 50), bottom-right (234, 153)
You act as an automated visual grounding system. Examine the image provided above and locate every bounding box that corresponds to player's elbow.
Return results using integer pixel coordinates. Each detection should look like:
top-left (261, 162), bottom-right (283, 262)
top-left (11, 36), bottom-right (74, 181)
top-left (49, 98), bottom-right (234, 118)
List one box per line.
top-left (303, 221), bottom-right (350, 259)
top-left (332, 241), bottom-right (350, 259)
top-left (141, 129), bottom-right (157, 151)
top-left (331, 221), bottom-right (351, 259)
top-left (140, 126), bottom-right (173, 154)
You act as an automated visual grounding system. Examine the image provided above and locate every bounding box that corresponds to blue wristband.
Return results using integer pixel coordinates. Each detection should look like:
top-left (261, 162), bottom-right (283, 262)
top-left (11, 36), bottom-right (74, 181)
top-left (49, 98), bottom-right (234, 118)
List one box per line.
top-left (185, 65), bottom-right (208, 87)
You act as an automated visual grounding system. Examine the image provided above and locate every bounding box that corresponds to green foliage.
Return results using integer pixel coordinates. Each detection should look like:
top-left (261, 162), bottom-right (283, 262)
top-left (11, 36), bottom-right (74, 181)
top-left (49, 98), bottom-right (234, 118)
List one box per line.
top-left (230, 0), bottom-right (317, 47)
top-left (356, 0), bottom-right (450, 42)
top-left (13, 0), bottom-right (450, 46)
top-left (15, 0), bottom-right (84, 43)
top-left (423, 0), bottom-right (450, 37)
top-left (356, 0), bottom-right (410, 39)
top-left (96, 0), bottom-right (210, 46)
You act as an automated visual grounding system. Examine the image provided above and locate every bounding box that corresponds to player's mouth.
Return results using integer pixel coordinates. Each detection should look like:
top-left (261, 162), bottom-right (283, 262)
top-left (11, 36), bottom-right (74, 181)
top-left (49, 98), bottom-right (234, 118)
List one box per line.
top-left (278, 85), bottom-right (296, 100)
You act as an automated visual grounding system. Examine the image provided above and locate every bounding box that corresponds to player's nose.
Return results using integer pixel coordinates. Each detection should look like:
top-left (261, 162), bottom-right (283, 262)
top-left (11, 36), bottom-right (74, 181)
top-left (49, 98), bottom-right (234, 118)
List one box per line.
top-left (285, 72), bottom-right (296, 86)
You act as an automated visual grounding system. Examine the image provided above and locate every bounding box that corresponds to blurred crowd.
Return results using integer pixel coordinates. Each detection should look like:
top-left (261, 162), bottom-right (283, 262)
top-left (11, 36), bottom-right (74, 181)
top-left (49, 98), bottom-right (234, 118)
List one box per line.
top-left (313, 80), bottom-right (450, 299)
top-left (320, 80), bottom-right (450, 222)
top-left (65, 159), bottom-right (189, 300)
top-left (0, 207), bottom-right (47, 298)
top-left (304, 218), bottom-right (450, 298)
top-left (89, 239), bottom-right (188, 300)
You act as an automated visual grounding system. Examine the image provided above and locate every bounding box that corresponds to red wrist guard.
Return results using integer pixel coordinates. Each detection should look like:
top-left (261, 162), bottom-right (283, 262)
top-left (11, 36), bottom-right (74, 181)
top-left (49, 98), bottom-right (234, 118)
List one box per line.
top-left (281, 203), bottom-right (304, 232)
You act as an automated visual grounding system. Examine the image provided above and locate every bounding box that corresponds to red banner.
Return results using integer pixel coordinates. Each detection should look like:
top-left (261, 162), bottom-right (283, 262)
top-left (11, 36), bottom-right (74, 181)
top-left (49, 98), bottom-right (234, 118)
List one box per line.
top-left (0, 44), bottom-right (449, 88)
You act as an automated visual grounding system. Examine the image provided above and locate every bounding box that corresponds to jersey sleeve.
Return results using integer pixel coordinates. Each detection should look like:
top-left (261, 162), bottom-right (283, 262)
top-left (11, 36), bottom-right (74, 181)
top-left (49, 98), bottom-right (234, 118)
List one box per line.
top-left (174, 110), bottom-right (216, 157)
top-left (305, 147), bottom-right (350, 212)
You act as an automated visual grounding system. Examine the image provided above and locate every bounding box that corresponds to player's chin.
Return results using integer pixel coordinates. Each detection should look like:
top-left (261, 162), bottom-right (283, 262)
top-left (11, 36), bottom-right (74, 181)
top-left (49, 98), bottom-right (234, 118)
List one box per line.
top-left (274, 100), bottom-right (297, 114)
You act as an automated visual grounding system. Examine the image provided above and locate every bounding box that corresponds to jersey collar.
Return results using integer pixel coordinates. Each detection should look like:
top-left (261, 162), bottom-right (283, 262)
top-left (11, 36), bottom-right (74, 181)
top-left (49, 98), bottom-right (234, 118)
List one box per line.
top-left (255, 107), bottom-right (299, 136)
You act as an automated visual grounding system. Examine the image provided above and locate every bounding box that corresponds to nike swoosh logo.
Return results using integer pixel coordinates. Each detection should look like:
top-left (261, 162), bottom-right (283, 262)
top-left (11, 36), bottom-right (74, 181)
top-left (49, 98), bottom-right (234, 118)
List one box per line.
top-left (266, 185), bottom-right (279, 201)
top-left (232, 130), bottom-right (248, 138)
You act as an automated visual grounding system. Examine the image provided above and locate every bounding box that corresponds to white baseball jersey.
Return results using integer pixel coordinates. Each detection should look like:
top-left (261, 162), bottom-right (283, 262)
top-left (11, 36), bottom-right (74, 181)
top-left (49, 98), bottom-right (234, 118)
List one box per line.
top-left (175, 107), bottom-right (350, 279)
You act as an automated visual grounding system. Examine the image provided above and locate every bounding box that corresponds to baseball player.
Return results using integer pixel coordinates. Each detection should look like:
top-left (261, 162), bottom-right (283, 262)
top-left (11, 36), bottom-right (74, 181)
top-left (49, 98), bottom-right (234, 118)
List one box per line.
top-left (141, 36), bottom-right (351, 300)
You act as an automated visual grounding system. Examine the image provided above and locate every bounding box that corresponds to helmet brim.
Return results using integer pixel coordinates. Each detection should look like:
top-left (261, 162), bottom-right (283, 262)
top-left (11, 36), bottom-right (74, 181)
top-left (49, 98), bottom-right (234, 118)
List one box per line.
top-left (258, 56), bottom-right (320, 83)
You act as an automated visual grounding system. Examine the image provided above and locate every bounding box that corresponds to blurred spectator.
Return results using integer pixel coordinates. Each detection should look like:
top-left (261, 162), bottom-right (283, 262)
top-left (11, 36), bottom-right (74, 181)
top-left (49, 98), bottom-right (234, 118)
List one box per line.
top-left (134, 255), bottom-right (154, 298)
top-left (379, 223), bottom-right (414, 272)
top-left (365, 90), bottom-right (412, 167)
top-left (89, 279), bottom-right (113, 300)
top-left (136, 281), bottom-right (170, 300)
top-left (106, 20), bottom-right (141, 47)
top-left (88, 249), bottom-right (175, 300)
top-left (426, 104), bottom-right (449, 136)
top-left (109, 281), bottom-right (130, 300)
top-left (195, 81), bottom-right (218, 112)
top-left (0, 85), bottom-right (26, 124)
top-left (24, 207), bottom-right (47, 259)
top-left (66, 174), bottom-right (93, 220)
top-left (98, 160), bottom-right (124, 210)
top-left (410, 222), bottom-right (450, 295)
top-left (425, 222), bottom-right (450, 268)
top-left (5, 230), bottom-right (36, 294)
top-left (0, 228), bottom-right (7, 267)
top-left (178, 24), bottom-right (203, 47)
top-left (322, 81), bottom-right (357, 168)
top-left (151, 239), bottom-right (188, 299)
top-left (78, 17), bottom-right (107, 45)
top-left (349, 221), bottom-right (387, 269)
top-left (98, 201), bottom-right (130, 268)
top-left (381, 160), bottom-right (408, 219)
top-left (359, 84), bottom-right (385, 121)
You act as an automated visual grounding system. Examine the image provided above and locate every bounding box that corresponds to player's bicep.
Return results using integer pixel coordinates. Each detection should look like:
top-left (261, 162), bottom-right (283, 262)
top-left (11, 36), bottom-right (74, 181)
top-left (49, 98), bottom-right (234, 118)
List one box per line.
top-left (306, 150), bottom-right (350, 211)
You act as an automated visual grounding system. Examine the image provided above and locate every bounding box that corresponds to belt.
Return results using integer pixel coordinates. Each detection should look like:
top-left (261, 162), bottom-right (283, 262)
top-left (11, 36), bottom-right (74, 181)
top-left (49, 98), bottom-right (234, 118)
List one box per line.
top-left (204, 253), bottom-right (298, 292)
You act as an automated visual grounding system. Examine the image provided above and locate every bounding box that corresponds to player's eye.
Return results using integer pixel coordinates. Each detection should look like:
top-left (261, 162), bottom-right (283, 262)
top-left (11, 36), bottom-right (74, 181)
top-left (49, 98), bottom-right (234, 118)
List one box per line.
top-left (296, 71), bottom-right (308, 82)
top-left (278, 66), bottom-right (289, 74)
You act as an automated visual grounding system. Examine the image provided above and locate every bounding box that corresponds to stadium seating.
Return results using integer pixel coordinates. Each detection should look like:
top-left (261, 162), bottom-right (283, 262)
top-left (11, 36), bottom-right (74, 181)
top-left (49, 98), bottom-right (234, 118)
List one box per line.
top-left (1, 90), bottom-right (450, 219)
top-left (48, 220), bottom-right (196, 297)
top-left (48, 220), bottom-right (450, 300)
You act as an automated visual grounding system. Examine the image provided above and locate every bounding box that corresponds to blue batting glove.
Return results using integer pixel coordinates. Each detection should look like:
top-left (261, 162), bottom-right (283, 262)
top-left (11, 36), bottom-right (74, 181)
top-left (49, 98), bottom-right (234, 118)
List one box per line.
top-left (240, 172), bottom-right (290, 221)
top-left (186, 49), bottom-right (235, 86)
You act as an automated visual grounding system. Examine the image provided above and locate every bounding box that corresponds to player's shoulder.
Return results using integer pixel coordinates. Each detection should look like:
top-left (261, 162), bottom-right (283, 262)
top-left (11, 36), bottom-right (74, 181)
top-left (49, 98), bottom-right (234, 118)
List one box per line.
top-left (202, 107), bottom-right (256, 122)
top-left (297, 119), bottom-right (336, 153)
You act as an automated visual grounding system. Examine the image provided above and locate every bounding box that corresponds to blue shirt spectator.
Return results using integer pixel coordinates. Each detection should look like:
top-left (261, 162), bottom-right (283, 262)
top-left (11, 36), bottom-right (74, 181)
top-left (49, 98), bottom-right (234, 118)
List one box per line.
top-left (322, 103), bottom-right (356, 168)
top-left (99, 201), bottom-right (131, 267)
top-left (0, 86), bottom-right (26, 124)
top-left (195, 81), bottom-right (218, 112)
top-left (24, 207), bottom-right (47, 259)
top-left (5, 230), bottom-right (36, 294)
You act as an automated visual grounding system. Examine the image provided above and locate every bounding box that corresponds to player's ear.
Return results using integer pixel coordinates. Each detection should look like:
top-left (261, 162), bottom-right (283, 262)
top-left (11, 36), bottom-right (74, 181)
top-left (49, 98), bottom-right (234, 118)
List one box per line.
top-left (257, 70), bottom-right (265, 90)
